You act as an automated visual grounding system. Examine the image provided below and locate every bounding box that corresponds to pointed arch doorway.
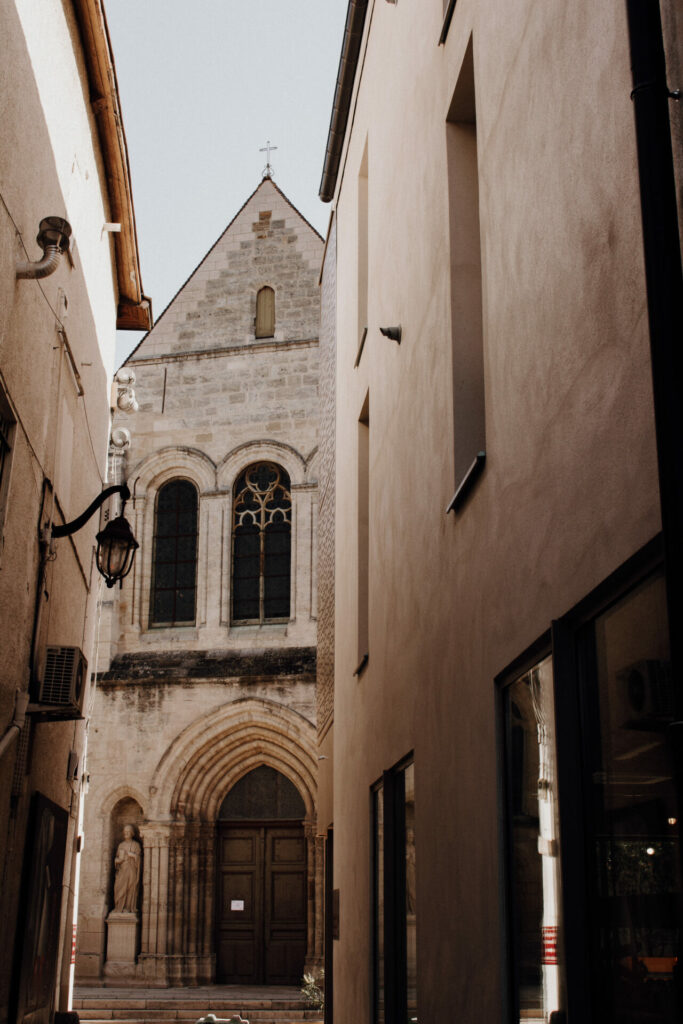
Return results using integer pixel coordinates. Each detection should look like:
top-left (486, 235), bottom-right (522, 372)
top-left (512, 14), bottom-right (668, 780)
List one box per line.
top-left (216, 766), bottom-right (307, 984)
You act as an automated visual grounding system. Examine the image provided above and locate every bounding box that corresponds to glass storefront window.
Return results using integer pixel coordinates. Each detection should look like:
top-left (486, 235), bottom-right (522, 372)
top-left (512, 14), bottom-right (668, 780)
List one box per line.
top-left (373, 783), bottom-right (385, 1024)
top-left (404, 762), bottom-right (417, 1023)
top-left (587, 572), bottom-right (680, 1023)
top-left (373, 759), bottom-right (417, 1024)
top-left (505, 655), bottom-right (566, 1023)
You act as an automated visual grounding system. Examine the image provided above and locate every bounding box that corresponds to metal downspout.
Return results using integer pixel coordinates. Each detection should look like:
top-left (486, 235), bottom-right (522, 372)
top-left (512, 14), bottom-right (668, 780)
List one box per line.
top-left (625, 0), bottom-right (683, 695)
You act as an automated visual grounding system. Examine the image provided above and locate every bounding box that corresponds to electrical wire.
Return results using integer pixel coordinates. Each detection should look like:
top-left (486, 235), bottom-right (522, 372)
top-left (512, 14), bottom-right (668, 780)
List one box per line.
top-left (1, 187), bottom-right (107, 490)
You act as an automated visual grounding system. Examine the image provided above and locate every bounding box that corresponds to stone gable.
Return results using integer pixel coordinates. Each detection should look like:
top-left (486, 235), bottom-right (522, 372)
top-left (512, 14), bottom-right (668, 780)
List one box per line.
top-left (129, 177), bottom-right (322, 361)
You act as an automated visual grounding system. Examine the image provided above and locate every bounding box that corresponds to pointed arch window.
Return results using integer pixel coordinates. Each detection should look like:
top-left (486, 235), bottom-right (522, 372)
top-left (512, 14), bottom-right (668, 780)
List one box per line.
top-left (151, 479), bottom-right (198, 625)
top-left (255, 286), bottom-right (275, 339)
top-left (232, 462), bottom-right (291, 623)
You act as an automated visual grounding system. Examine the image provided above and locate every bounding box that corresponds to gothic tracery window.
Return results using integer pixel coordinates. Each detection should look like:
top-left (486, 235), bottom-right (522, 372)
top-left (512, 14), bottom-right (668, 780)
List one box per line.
top-left (255, 286), bottom-right (275, 338)
top-left (232, 462), bottom-right (291, 623)
top-left (151, 479), bottom-right (198, 625)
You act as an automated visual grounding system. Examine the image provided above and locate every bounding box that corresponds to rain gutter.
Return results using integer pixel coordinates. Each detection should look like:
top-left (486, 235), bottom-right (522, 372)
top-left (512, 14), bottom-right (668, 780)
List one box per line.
top-left (319, 0), bottom-right (369, 203)
top-left (71, 0), bottom-right (153, 331)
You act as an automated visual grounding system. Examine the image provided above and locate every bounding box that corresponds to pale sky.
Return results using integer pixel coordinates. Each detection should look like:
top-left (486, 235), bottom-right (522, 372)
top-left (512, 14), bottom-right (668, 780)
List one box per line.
top-left (106, 0), bottom-right (348, 364)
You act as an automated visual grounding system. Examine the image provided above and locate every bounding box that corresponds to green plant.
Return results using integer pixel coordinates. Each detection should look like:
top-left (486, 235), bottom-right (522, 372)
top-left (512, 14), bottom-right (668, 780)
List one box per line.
top-left (301, 968), bottom-right (324, 1010)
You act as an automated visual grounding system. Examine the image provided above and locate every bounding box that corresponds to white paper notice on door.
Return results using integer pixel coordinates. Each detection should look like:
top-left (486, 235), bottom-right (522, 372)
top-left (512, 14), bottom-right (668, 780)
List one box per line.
top-left (230, 899), bottom-right (245, 911)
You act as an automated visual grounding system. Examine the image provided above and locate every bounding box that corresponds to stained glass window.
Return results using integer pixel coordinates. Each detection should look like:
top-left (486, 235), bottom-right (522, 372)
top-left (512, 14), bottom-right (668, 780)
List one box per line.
top-left (232, 463), bottom-right (291, 623)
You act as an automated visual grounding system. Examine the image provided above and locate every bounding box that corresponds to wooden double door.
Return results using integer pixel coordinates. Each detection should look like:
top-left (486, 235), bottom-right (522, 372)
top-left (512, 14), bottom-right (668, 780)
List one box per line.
top-left (216, 822), bottom-right (307, 984)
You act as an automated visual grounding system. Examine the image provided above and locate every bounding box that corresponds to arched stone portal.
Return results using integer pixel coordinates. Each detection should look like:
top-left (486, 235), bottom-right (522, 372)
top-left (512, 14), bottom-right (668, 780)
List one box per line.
top-left (134, 700), bottom-right (322, 987)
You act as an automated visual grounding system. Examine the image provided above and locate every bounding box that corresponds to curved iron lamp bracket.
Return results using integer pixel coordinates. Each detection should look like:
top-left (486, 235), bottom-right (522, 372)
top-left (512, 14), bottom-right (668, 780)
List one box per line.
top-left (51, 483), bottom-right (130, 539)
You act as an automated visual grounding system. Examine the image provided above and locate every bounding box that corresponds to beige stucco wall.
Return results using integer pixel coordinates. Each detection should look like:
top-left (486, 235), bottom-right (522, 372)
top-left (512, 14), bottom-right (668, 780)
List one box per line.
top-left (327, 0), bottom-right (670, 1021)
top-left (0, 1), bottom-right (125, 1019)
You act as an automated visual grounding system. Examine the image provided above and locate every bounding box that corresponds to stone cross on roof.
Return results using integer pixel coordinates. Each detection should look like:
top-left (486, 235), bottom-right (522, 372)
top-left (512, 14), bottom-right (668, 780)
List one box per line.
top-left (259, 139), bottom-right (278, 179)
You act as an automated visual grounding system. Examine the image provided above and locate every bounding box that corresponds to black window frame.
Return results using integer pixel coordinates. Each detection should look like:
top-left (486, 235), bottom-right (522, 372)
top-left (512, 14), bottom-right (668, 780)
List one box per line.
top-left (372, 753), bottom-right (416, 1024)
top-left (497, 635), bottom-right (556, 1024)
top-left (0, 385), bottom-right (15, 540)
top-left (498, 534), bottom-right (679, 1024)
top-left (150, 478), bottom-right (199, 627)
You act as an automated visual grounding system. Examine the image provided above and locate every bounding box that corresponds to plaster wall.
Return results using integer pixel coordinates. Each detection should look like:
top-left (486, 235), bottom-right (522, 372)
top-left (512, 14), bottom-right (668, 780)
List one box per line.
top-left (11, 0), bottom-right (118, 365)
top-left (328, 0), bottom-right (667, 1021)
top-left (0, 1), bottom-right (125, 1018)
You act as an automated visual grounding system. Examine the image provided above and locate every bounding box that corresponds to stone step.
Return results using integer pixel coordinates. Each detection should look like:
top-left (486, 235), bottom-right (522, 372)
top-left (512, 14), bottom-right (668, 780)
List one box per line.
top-left (75, 1010), bottom-right (322, 1024)
top-left (76, 1012), bottom-right (321, 1023)
top-left (75, 1005), bottom-right (313, 1013)
top-left (72, 988), bottom-right (322, 1024)
top-left (78, 1019), bottom-right (321, 1024)
top-left (76, 1015), bottom-right (321, 1024)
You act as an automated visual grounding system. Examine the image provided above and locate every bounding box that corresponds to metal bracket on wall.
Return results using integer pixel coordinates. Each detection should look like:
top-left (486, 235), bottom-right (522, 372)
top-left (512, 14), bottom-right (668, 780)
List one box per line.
top-left (379, 325), bottom-right (401, 344)
top-left (446, 451), bottom-right (486, 514)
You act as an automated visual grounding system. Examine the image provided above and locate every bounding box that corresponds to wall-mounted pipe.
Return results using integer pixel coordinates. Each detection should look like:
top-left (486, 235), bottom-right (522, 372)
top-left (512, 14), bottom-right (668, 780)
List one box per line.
top-left (0, 690), bottom-right (30, 760)
top-left (625, 0), bottom-right (683, 706)
top-left (16, 217), bottom-right (72, 280)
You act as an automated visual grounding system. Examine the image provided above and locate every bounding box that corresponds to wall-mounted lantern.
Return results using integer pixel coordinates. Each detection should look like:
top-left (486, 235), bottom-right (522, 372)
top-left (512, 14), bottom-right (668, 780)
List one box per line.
top-left (52, 483), bottom-right (138, 588)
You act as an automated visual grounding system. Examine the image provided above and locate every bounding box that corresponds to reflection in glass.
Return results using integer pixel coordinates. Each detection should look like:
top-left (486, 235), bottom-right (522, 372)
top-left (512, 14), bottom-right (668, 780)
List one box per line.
top-left (373, 784), bottom-right (385, 1024)
top-left (589, 573), bottom-right (680, 1023)
top-left (404, 763), bottom-right (417, 1023)
top-left (505, 656), bottom-right (566, 1023)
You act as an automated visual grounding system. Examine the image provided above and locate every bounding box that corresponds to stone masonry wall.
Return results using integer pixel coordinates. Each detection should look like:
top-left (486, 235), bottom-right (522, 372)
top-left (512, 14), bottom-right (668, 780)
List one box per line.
top-left (100, 178), bottom-right (324, 662)
top-left (317, 218), bottom-right (336, 737)
top-left (79, 180), bottom-right (324, 984)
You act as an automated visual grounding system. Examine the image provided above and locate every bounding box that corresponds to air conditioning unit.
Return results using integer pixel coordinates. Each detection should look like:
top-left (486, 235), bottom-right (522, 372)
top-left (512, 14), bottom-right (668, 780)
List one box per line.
top-left (619, 658), bottom-right (673, 729)
top-left (33, 646), bottom-right (87, 719)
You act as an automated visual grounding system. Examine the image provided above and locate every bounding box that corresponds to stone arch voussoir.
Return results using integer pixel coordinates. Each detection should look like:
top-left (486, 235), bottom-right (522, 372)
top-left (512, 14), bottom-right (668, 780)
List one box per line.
top-left (148, 698), bottom-right (317, 824)
top-left (129, 446), bottom-right (217, 496)
top-left (217, 440), bottom-right (307, 491)
top-left (97, 784), bottom-right (147, 824)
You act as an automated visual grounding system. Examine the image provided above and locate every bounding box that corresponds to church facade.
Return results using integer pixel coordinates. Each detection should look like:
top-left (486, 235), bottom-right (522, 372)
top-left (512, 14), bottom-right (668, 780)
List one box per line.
top-left (76, 178), bottom-right (324, 987)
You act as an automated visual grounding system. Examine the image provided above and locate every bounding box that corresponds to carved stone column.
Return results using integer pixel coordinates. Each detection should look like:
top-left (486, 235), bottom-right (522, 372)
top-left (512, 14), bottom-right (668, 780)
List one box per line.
top-left (136, 821), bottom-right (171, 986)
top-left (198, 822), bottom-right (216, 984)
top-left (291, 484), bottom-right (317, 627)
top-left (155, 820), bottom-right (216, 986)
top-left (200, 493), bottom-right (224, 630)
top-left (304, 820), bottom-right (323, 972)
top-left (314, 834), bottom-right (325, 963)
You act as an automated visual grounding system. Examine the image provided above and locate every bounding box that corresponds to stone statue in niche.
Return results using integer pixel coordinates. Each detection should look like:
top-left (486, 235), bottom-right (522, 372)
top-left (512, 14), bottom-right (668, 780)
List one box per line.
top-left (113, 824), bottom-right (141, 913)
